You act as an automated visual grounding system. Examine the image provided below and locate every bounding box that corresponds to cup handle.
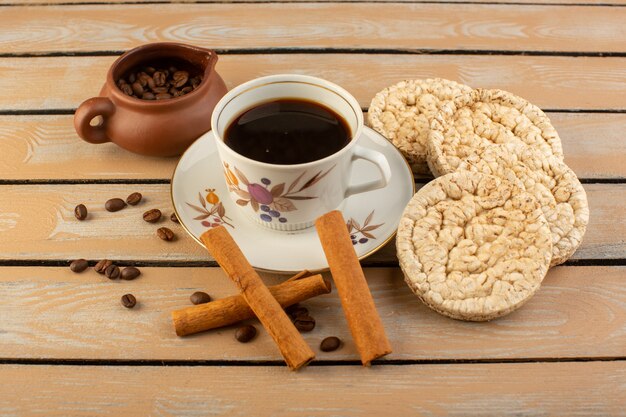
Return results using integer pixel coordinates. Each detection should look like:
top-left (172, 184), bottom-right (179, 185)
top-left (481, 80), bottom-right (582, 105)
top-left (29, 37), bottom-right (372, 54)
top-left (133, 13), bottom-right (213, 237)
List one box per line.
top-left (344, 145), bottom-right (392, 198)
top-left (73, 97), bottom-right (115, 144)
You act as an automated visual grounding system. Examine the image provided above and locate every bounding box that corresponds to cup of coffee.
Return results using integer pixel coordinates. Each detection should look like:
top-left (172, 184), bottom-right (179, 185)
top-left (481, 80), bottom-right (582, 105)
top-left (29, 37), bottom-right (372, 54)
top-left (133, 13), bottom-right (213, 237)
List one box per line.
top-left (211, 74), bottom-right (391, 231)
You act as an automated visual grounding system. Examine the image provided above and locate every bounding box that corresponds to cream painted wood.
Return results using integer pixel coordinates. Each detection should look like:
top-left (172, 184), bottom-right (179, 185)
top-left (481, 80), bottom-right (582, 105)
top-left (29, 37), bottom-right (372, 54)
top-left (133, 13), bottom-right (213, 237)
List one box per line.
top-left (1, 55), bottom-right (625, 110)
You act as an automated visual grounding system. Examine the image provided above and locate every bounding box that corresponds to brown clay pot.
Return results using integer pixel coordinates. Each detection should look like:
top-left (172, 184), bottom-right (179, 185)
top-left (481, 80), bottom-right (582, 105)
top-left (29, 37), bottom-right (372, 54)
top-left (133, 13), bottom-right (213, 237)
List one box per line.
top-left (74, 43), bottom-right (228, 157)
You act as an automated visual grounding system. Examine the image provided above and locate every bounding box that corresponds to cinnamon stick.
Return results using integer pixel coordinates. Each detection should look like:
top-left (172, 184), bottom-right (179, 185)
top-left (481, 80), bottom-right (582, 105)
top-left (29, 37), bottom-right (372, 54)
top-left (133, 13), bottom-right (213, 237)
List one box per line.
top-left (315, 210), bottom-right (392, 365)
top-left (172, 273), bottom-right (331, 337)
top-left (201, 226), bottom-right (315, 371)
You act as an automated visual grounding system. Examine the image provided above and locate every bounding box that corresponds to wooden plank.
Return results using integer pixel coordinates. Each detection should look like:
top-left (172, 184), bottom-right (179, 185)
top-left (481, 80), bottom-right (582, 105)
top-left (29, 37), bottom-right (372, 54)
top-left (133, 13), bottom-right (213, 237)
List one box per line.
top-left (2, 0), bottom-right (625, 5)
top-left (0, 183), bottom-right (620, 261)
top-left (0, 4), bottom-right (624, 54)
top-left (1, 113), bottom-right (624, 180)
top-left (1, 55), bottom-right (625, 110)
top-left (0, 362), bottom-right (624, 416)
top-left (0, 266), bottom-right (624, 361)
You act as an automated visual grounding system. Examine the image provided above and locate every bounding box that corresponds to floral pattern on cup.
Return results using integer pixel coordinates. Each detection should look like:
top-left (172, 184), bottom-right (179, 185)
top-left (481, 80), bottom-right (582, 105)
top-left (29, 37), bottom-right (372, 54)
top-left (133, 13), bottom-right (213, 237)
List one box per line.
top-left (187, 189), bottom-right (234, 229)
top-left (223, 162), bottom-right (335, 224)
top-left (347, 210), bottom-right (383, 245)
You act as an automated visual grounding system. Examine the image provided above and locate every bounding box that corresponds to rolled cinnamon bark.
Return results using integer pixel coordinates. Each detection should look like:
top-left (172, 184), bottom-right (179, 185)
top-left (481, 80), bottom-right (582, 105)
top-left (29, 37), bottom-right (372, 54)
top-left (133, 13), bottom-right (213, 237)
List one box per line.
top-left (172, 273), bottom-right (331, 337)
top-left (201, 226), bottom-right (316, 371)
top-left (315, 210), bottom-right (392, 365)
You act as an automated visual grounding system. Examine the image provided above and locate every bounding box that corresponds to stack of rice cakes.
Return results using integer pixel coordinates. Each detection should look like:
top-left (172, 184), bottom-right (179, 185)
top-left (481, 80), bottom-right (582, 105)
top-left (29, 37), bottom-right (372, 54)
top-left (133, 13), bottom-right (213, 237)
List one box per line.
top-left (369, 80), bottom-right (589, 321)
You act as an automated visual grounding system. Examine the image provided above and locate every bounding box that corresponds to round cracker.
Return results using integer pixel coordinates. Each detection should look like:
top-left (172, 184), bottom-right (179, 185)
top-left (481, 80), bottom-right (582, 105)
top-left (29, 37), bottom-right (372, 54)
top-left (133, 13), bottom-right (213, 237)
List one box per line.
top-left (461, 143), bottom-right (588, 266)
top-left (427, 88), bottom-right (564, 177)
top-left (397, 171), bottom-right (552, 321)
top-left (368, 78), bottom-right (472, 175)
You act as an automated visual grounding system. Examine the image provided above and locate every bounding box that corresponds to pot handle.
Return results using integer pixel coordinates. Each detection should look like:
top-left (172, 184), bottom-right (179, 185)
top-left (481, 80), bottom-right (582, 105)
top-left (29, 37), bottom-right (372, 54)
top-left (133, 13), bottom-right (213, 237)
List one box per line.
top-left (74, 97), bottom-right (115, 144)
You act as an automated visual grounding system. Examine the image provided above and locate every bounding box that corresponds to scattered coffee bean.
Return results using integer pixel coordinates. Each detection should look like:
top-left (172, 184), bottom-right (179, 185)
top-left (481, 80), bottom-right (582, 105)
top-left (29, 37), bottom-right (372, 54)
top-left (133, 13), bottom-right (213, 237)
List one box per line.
top-left (69, 259), bottom-right (89, 273)
top-left (94, 259), bottom-right (113, 274)
top-left (157, 227), bottom-right (175, 241)
top-left (105, 198), bottom-right (127, 212)
top-left (143, 208), bottom-right (162, 223)
top-left (294, 315), bottom-right (316, 332)
top-left (121, 293), bottom-right (136, 309)
top-left (320, 336), bottom-right (342, 352)
top-left (126, 192), bottom-right (142, 206)
top-left (286, 305), bottom-right (309, 319)
top-left (74, 204), bottom-right (88, 220)
top-left (116, 64), bottom-right (202, 100)
top-left (105, 264), bottom-right (121, 279)
top-left (190, 291), bottom-right (211, 305)
top-left (235, 325), bottom-right (257, 343)
top-left (121, 266), bottom-right (141, 281)
top-left (170, 212), bottom-right (179, 223)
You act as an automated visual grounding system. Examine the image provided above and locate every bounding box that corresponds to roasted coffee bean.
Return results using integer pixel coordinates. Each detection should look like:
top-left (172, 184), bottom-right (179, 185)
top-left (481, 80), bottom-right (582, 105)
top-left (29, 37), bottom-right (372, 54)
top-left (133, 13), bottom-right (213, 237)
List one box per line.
top-left (143, 208), bottom-right (161, 223)
top-left (94, 259), bottom-right (113, 274)
top-left (156, 93), bottom-right (172, 100)
top-left (172, 71), bottom-right (189, 88)
top-left (143, 66), bottom-right (156, 75)
top-left (320, 336), bottom-right (342, 352)
top-left (105, 264), bottom-right (121, 279)
top-left (235, 325), bottom-right (257, 343)
top-left (131, 82), bottom-right (144, 96)
top-left (126, 192), bottom-right (142, 206)
top-left (169, 66), bottom-right (178, 74)
top-left (190, 291), bottom-right (211, 305)
top-left (137, 73), bottom-right (149, 87)
top-left (157, 227), bottom-right (175, 241)
top-left (121, 293), bottom-right (136, 308)
top-left (105, 198), bottom-right (127, 212)
top-left (151, 86), bottom-right (168, 94)
top-left (117, 78), bottom-right (127, 87)
top-left (190, 76), bottom-right (202, 88)
top-left (287, 306), bottom-right (309, 319)
top-left (153, 71), bottom-right (166, 87)
top-left (170, 212), bottom-right (179, 223)
top-left (181, 86), bottom-right (193, 94)
top-left (74, 204), bottom-right (88, 220)
top-left (120, 266), bottom-right (141, 281)
top-left (170, 87), bottom-right (180, 96)
top-left (69, 259), bottom-right (89, 273)
top-left (142, 92), bottom-right (156, 100)
top-left (120, 83), bottom-right (134, 96)
top-left (128, 73), bottom-right (136, 83)
top-left (294, 315), bottom-right (316, 332)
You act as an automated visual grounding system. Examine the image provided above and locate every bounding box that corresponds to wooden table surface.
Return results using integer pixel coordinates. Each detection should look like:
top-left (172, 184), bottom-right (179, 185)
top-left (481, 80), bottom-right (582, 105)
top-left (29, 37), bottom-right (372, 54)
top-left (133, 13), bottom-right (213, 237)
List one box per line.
top-left (1, 0), bottom-right (625, 415)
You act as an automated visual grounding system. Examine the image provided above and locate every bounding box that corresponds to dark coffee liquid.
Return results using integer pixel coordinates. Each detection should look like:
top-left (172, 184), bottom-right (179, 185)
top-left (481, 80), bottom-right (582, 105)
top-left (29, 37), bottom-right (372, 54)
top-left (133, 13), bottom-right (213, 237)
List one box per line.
top-left (224, 99), bottom-right (351, 165)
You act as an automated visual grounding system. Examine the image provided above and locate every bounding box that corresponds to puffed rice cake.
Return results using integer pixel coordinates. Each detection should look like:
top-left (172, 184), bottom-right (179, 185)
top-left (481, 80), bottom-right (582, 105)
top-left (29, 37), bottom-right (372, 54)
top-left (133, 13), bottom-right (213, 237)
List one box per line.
top-left (397, 171), bottom-right (552, 321)
top-left (427, 88), bottom-right (564, 177)
top-left (367, 79), bottom-right (472, 175)
top-left (458, 143), bottom-right (589, 266)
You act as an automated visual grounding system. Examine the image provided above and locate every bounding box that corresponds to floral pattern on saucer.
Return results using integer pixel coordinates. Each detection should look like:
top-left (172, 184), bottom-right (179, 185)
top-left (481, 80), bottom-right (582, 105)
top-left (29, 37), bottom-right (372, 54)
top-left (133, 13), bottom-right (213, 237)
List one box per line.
top-left (347, 210), bottom-right (383, 245)
top-left (186, 189), bottom-right (234, 229)
top-left (223, 162), bottom-right (335, 224)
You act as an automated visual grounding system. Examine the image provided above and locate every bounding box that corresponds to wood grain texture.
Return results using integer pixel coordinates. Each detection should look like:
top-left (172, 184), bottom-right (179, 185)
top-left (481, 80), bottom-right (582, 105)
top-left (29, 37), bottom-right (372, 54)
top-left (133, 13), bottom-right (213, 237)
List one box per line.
top-left (0, 266), bottom-right (624, 361)
top-left (0, 362), bottom-right (624, 416)
top-left (0, 184), bottom-right (620, 261)
top-left (1, 55), bottom-right (625, 110)
top-left (1, 113), bottom-right (624, 180)
top-left (1, 4), bottom-right (624, 53)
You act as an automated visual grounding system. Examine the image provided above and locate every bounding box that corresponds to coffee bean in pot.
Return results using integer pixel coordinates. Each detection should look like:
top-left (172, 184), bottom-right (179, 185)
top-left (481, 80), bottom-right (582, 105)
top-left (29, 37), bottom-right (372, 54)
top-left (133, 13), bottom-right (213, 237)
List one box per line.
top-left (143, 208), bottom-right (161, 223)
top-left (121, 266), bottom-right (141, 281)
top-left (128, 73), bottom-right (136, 83)
top-left (142, 66), bottom-right (156, 75)
top-left (120, 83), bottom-right (134, 96)
top-left (69, 259), bottom-right (89, 273)
top-left (320, 336), bottom-right (342, 352)
top-left (294, 315), bottom-right (316, 332)
top-left (74, 204), bottom-right (88, 220)
top-left (131, 82), bottom-right (144, 96)
top-left (94, 259), bottom-right (113, 274)
top-left (157, 227), bottom-right (175, 241)
top-left (105, 264), bottom-right (121, 280)
top-left (235, 325), bottom-right (257, 343)
top-left (121, 293), bottom-right (136, 309)
top-left (153, 71), bottom-right (166, 87)
top-left (105, 198), bottom-right (126, 212)
top-left (151, 87), bottom-right (168, 94)
top-left (181, 86), bottom-right (193, 95)
top-left (126, 192), bottom-right (142, 206)
top-left (190, 291), bottom-right (211, 305)
top-left (142, 92), bottom-right (155, 100)
top-left (156, 93), bottom-right (172, 100)
top-left (172, 71), bottom-right (189, 88)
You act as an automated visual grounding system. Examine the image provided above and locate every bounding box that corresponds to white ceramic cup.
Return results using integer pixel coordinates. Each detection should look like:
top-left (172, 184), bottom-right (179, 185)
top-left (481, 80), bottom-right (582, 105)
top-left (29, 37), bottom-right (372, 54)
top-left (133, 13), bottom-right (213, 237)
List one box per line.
top-left (211, 74), bottom-right (392, 231)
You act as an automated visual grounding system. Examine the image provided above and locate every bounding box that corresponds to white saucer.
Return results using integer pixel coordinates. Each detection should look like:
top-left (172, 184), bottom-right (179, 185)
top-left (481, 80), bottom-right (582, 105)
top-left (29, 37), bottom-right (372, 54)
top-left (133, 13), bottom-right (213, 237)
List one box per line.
top-left (171, 127), bottom-right (415, 273)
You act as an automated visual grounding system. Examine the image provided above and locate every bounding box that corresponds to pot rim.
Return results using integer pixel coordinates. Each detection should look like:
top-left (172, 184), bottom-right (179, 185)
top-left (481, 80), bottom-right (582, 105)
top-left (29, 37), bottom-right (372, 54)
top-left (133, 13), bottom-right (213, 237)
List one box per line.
top-left (106, 42), bottom-right (218, 107)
